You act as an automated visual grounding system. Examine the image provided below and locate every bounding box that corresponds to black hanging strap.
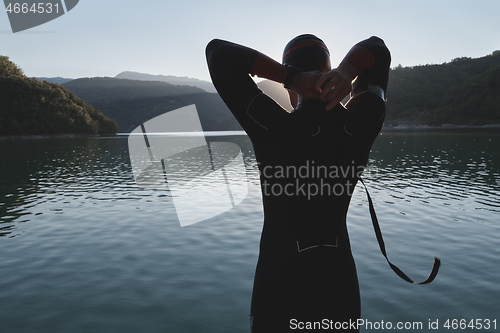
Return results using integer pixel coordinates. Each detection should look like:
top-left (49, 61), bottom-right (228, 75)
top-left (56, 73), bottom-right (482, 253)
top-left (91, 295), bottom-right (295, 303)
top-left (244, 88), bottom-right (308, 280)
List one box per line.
top-left (359, 178), bottom-right (441, 284)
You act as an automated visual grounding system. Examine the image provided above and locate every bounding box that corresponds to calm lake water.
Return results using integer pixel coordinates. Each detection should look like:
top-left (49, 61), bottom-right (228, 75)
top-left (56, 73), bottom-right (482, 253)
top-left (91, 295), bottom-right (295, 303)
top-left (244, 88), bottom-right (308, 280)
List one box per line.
top-left (1, 129), bottom-right (499, 332)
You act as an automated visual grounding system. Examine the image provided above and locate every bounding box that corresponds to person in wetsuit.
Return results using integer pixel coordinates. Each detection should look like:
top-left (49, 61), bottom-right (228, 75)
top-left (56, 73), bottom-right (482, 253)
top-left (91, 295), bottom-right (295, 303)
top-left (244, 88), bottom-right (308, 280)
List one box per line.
top-left (206, 35), bottom-right (390, 332)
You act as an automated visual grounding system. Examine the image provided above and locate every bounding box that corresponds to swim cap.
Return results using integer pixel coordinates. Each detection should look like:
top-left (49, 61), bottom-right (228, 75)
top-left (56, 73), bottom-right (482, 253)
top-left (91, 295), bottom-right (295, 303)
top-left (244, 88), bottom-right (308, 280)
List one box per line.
top-left (282, 34), bottom-right (331, 72)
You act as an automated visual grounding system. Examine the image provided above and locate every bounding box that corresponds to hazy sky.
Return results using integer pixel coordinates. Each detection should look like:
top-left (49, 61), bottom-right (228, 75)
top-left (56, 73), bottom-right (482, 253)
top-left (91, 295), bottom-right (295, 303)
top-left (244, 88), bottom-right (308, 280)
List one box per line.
top-left (2, 0), bottom-right (499, 81)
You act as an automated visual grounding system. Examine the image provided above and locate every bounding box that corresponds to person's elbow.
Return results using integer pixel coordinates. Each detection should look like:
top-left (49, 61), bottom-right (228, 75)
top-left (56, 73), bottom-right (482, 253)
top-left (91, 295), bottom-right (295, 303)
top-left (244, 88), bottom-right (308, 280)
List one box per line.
top-left (205, 39), bottom-right (227, 61)
top-left (369, 36), bottom-right (391, 67)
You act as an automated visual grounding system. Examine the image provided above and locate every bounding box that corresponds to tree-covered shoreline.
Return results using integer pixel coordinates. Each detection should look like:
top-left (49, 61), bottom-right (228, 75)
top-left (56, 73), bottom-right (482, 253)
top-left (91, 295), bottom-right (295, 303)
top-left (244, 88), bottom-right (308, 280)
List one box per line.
top-left (386, 51), bottom-right (500, 126)
top-left (2, 48), bottom-right (500, 136)
top-left (0, 56), bottom-right (119, 136)
top-left (62, 77), bottom-right (242, 133)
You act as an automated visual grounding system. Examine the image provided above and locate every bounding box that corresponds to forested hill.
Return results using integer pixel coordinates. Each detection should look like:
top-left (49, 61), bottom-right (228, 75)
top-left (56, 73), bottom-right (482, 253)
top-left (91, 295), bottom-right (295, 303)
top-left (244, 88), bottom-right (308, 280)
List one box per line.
top-left (63, 78), bottom-right (242, 132)
top-left (114, 71), bottom-right (217, 93)
top-left (386, 51), bottom-right (500, 126)
top-left (0, 56), bottom-right (119, 135)
top-left (4, 48), bottom-right (497, 136)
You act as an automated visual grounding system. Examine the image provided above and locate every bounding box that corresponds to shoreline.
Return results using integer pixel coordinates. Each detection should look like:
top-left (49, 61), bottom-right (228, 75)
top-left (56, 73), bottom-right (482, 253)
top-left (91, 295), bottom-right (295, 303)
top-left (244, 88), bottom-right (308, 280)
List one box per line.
top-left (0, 133), bottom-right (116, 140)
top-left (382, 123), bottom-right (500, 131)
top-left (2, 124), bottom-right (500, 140)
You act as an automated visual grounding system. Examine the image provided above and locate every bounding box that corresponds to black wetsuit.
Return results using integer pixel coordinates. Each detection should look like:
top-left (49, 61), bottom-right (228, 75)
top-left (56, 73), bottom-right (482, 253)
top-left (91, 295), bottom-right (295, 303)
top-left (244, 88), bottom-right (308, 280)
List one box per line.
top-left (206, 36), bottom-right (390, 332)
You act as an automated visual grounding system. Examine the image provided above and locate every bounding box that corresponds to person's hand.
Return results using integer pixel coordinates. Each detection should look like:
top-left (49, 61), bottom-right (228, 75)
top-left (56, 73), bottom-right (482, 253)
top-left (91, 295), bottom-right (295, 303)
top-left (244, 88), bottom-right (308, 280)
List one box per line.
top-left (290, 70), bottom-right (323, 100)
top-left (316, 62), bottom-right (357, 110)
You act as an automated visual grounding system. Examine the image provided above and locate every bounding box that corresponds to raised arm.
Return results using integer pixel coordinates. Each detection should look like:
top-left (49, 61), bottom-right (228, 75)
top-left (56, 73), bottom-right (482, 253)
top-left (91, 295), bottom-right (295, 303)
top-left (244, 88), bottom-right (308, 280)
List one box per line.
top-left (205, 39), bottom-right (321, 132)
top-left (346, 36), bottom-right (391, 96)
top-left (317, 36), bottom-right (391, 110)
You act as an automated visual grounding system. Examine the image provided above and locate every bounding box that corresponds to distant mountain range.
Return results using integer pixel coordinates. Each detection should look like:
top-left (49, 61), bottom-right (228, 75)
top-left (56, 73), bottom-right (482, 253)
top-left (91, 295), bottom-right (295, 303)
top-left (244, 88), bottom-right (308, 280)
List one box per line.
top-left (114, 71), bottom-right (217, 93)
top-left (33, 48), bottom-right (500, 133)
top-left (62, 77), bottom-right (241, 132)
top-left (59, 73), bottom-right (295, 133)
top-left (37, 72), bottom-right (218, 93)
top-left (36, 76), bottom-right (74, 84)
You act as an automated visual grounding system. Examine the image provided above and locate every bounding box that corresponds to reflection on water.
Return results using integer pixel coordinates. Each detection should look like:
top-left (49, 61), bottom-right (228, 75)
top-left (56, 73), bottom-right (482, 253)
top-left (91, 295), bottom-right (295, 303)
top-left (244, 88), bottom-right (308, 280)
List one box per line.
top-left (368, 129), bottom-right (500, 216)
top-left (348, 129), bottom-right (500, 328)
top-left (0, 129), bottom-right (499, 332)
top-left (0, 138), bottom-right (139, 237)
top-left (130, 137), bottom-right (249, 227)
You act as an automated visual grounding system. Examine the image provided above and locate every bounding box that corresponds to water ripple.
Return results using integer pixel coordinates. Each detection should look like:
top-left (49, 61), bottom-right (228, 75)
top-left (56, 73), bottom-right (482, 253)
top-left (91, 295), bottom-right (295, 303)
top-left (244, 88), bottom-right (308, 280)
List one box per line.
top-left (0, 131), bottom-right (499, 332)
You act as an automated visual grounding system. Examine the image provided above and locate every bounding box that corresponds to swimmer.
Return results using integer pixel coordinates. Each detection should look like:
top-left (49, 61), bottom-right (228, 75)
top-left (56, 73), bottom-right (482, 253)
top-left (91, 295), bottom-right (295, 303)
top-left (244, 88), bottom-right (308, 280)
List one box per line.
top-left (206, 34), bottom-right (432, 332)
